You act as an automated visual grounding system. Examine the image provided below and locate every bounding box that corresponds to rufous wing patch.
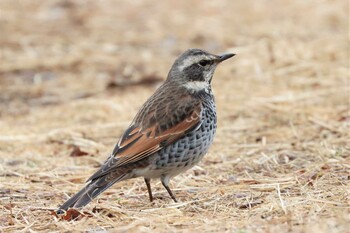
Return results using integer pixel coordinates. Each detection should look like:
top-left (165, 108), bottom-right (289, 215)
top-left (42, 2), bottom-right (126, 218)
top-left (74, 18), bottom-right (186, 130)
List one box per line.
top-left (114, 108), bottom-right (201, 167)
top-left (87, 95), bottom-right (202, 182)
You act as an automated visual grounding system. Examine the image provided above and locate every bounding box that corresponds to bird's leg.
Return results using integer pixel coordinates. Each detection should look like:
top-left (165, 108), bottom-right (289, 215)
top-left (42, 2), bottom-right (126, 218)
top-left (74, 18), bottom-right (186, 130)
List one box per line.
top-left (144, 178), bottom-right (153, 202)
top-left (161, 177), bottom-right (178, 202)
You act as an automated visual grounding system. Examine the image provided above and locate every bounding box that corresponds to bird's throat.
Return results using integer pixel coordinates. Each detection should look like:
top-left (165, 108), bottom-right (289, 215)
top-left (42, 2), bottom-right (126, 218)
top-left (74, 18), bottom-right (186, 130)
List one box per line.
top-left (183, 81), bottom-right (210, 93)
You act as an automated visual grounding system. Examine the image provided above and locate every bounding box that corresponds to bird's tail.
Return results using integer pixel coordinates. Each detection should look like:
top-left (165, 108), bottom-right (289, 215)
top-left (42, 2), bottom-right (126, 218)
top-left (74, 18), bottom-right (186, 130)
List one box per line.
top-left (57, 173), bottom-right (127, 213)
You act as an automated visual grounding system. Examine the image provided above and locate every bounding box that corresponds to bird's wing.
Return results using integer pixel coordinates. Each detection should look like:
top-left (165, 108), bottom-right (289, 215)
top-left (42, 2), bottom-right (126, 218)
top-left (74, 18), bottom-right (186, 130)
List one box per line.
top-left (87, 93), bottom-right (202, 182)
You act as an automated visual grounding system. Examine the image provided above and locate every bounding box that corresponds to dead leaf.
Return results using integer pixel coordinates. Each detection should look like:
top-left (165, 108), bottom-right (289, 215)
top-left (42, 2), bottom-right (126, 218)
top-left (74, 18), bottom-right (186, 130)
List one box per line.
top-left (240, 179), bottom-right (261, 185)
top-left (238, 200), bottom-right (263, 209)
top-left (68, 178), bottom-right (84, 183)
top-left (70, 146), bottom-right (89, 157)
top-left (53, 208), bottom-right (92, 221)
top-left (4, 203), bottom-right (15, 210)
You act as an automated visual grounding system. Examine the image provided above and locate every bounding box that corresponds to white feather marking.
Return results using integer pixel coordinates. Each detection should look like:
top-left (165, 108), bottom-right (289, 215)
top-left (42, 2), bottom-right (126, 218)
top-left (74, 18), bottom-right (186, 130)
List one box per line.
top-left (183, 81), bottom-right (209, 92)
top-left (178, 54), bottom-right (215, 72)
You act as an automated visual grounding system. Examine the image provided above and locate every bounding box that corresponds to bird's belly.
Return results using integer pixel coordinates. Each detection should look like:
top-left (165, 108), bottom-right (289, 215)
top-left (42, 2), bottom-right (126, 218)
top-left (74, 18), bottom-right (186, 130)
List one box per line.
top-left (137, 110), bottom-right (217, 179)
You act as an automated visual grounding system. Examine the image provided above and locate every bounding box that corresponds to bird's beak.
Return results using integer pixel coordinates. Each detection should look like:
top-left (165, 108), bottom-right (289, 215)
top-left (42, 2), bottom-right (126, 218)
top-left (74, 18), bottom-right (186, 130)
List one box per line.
top-left (217, 53), bottom-right (235, 63)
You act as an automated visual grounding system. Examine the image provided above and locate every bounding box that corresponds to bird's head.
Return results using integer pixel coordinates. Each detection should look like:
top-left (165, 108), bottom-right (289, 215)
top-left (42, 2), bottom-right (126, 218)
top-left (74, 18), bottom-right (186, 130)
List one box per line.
top-left (167, 49), bottom-right (235, 92)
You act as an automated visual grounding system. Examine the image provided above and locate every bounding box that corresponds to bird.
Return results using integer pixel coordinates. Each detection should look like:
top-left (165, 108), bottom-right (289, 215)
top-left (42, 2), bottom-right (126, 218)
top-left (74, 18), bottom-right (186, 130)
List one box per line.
top-left (57, 48), bottom-right (235, 213)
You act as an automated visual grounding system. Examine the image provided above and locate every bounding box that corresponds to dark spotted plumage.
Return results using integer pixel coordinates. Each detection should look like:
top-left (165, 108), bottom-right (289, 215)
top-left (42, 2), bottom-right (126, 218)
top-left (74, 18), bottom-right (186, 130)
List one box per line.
top-left (57, 49), bottom-right (235, 213)
top-left (150, 91), bottom-right (216, 174)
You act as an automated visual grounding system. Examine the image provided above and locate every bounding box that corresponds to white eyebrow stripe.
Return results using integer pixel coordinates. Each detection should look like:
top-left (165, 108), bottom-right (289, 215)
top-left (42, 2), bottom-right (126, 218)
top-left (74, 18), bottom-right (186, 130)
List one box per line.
top-left (177, 55), bottom-right (215, 72)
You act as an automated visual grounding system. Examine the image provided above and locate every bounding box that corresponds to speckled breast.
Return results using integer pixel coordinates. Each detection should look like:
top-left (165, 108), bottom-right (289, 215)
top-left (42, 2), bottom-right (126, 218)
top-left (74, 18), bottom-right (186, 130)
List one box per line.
top-left (150, 95), bottom-right (217, 177)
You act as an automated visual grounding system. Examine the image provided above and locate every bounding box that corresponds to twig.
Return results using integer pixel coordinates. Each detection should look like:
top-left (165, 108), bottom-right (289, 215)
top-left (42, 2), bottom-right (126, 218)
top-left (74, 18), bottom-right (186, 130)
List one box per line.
top-left (276, 183), bottom-right (287, 214)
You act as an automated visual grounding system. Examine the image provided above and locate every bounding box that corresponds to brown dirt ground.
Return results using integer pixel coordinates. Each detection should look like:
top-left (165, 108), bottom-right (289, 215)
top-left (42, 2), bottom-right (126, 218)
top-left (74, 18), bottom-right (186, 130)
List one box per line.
top-left (0, 0), bottom-right (349, 232)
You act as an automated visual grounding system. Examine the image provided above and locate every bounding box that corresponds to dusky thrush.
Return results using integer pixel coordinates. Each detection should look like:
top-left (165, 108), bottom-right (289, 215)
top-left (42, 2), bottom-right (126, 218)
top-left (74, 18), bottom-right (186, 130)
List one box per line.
top-left (58, 48), bottom-right (235, 212)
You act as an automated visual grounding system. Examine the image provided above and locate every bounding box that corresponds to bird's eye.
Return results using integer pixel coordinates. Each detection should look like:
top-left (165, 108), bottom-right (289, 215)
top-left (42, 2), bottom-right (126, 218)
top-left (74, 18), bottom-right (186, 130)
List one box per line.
top-left (199, 60), bottom-right (210, 67)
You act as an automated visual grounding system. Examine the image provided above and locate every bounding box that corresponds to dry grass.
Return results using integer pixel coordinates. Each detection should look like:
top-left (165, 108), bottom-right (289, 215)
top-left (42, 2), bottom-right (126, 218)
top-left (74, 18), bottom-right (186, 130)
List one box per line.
top-left (0, 0), bottom-right (349, 232)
